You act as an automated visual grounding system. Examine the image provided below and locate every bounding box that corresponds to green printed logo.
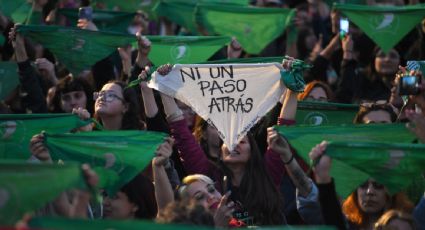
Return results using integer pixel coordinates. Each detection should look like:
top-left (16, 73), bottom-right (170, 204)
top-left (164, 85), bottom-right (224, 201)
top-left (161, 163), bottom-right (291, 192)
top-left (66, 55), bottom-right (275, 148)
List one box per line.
top-left (303, 112), bottom-right (328, 125)
top-left (0, 121), bottom-right (17, 140)
top-left (369, 13), bottom-right (399, 34)
top-left (171, 44), bottom-right (190, 61)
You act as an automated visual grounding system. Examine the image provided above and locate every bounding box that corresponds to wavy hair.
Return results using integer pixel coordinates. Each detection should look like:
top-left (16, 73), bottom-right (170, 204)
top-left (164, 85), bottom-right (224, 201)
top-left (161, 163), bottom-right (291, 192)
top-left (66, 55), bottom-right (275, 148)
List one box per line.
top-left (343, 190), bottom-right (414, 227)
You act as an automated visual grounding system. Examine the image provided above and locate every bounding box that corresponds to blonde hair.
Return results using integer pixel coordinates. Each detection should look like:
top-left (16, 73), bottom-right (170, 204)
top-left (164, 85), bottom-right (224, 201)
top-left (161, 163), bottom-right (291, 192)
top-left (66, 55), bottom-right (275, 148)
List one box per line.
top-left (374, 209), bottom-right (415, 230)
top-left (179, 174), bottom-right (215, 198)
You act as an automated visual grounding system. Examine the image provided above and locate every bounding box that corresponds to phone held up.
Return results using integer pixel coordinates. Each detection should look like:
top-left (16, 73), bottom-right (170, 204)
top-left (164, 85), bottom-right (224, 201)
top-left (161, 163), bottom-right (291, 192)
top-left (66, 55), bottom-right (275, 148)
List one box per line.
top-left (398, 73), bottom-right (421, 96)
top-left (339, 17), bottom-right (349, 39)
top-left (78, 6), bottom-right (93, 21)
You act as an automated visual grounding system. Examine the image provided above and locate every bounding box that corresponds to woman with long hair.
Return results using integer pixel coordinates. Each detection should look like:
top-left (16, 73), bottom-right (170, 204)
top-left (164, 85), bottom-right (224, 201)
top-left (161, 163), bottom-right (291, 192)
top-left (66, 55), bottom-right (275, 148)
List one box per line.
top-left (155, 64), bottom-right (318, 226)
top-left (336, 35), bottom-right (401, 103)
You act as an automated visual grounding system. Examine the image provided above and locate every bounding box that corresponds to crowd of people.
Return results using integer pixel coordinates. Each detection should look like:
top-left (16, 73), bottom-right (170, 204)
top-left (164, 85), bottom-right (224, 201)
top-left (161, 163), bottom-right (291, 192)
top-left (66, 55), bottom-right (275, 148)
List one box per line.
top-left (1, 0), bottom-right (425, 229)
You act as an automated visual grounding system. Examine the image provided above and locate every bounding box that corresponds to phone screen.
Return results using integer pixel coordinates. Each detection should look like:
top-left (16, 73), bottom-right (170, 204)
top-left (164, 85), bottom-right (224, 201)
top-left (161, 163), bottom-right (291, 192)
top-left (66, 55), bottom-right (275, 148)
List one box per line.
top-left (78, 7), bottom-right (93, 21)
top-left (340, 18), bottom-right (349, 38)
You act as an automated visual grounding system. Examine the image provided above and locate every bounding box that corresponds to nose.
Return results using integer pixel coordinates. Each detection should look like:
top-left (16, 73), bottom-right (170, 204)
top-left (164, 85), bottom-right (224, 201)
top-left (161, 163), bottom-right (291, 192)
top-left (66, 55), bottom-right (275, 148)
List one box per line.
top-left (366, 183), bottom-right (376, 195)
top-left (206, 193), bottom-right (215, 203)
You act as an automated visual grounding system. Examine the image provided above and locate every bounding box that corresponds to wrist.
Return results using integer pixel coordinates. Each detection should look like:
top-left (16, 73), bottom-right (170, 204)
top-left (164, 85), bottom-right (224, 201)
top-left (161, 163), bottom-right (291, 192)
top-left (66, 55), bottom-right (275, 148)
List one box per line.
top-left (166, 109), bottom-right (184, 122)
top-left (280, 153), bottom-right (294, 165)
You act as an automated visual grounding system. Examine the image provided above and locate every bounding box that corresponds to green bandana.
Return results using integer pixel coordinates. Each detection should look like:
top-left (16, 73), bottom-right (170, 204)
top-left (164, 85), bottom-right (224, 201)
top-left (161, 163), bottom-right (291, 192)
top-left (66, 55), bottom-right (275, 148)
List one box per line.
top-left (334, 3), bottom-right (425, 53)
top-left (276, 123), bottom-right (418, 197)
top-left (0, 161), bottom-right (85, 225)
top-left (17, 25), bottom-right (135, 75)
top-left (0, 114), bottom-right (90, 160)
top-left (195, 4), bottom-right (295, 54)
top-left (58, 8), bottom-right (136, 33)
top-left (44, 130), bottom-right (167, 195)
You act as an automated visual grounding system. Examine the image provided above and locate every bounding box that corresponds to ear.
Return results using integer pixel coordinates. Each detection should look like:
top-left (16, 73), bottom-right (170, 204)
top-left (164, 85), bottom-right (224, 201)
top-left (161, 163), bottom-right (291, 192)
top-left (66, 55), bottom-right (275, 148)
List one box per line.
top-left (132, 204), bottom-right (139, 213)
top-left (122, 103), bottom-right (129, 114)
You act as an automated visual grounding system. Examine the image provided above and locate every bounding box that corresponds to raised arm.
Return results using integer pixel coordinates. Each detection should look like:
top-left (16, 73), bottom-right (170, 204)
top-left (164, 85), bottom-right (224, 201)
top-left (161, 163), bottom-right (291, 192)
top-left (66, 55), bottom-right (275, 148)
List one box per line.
top-left (153, 137), bottom-right (176, 213)
top-left (10, 24), bottom-right (48, 113)
top-left (267, 128), bottom-right (311, 197)
top-left (309, 141), bottom-right (347, 229)
top-left (157, 65), bottom-right (211, 176)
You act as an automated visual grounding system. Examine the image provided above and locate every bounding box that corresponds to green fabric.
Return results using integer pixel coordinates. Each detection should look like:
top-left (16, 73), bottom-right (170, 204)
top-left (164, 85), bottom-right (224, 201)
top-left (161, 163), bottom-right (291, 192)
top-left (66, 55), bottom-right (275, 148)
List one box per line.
top-left (0, 161), bottom-right (85, 225)
top-left (153, 0), bottom-right (250, 33)
top-left (0, 114), bottom-right (90, 160)
top-left (333, 3), bottom-right (425, 53)
top-left (0, 62), bottom-right (19, 100)
top-left (58, 8), bottom-right (136, 33)
top-left (202, 56), bottom-right (284, 64)
top-left (280, 56), bottom-right (312, 92)
top-left (92, 0), bottom-right (145, 12)
top-left (153, 0), bottom-right (199, 34)
top-left (296, 101), bottom-right (359, 126)
top-left (195, 4), bottom-right (295, 54)
top-left (144, 35), bottom-right (230, 65)
top-left (29, 217), bottom-right (335, 230)
top-left (0, 0), bottom-right (32, 23)
top-left (325, 0), bottom-right (365, 6)
top-left (44, 130), bottom-right (167, 195)
top-left (325, 141), bottom-right (425, 197)
top-left (17, 25), bottom-right (135, 75)
top-left (30, 217), bottom-right (213, 230)
top-left (276, 123), bottom-right (417, 197)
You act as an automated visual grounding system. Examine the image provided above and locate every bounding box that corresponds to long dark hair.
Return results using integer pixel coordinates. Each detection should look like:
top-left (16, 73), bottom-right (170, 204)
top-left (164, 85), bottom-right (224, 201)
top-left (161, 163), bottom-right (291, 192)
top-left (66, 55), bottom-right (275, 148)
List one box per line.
top-left (365, 46), bottom-right (400, 82)
top-left (113, 81), bottom-right (142, 130)
top-left (120, 173), bottom-right (158, 219)
top-left (219, 132), bottom-right (284, 225)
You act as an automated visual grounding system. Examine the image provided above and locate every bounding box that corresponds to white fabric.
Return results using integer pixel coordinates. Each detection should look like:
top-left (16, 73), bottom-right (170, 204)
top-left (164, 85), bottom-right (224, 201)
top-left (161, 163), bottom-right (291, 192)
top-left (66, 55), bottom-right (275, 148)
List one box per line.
top-left (148, 63), bottom-right (285, 151)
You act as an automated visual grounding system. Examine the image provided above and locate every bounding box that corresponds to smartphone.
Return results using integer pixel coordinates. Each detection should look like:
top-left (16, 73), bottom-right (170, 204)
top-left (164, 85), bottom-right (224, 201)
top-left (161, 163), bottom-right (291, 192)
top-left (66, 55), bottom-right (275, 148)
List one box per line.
top-left (340, 18), bottom-right (349, 39)
top-left (399, 75), bottom-right (421, 96)
top-left (78, 6), bottom-right (93, 21)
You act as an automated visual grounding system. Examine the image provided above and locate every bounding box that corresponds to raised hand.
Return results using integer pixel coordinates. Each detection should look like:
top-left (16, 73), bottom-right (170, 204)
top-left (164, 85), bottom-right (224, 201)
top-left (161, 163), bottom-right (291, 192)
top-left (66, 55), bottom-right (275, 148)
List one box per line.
top-left (267, 127), bottom-right (292, 162)
top-left (157, 64), bottom-right (173, 76)
top-left (214, 191), bottom-right (235, 228)
top-left (153, 137), bottom-right (175, 166)
top-left (29, 133), bottom-right (51, 162)
top-left (309, 141), bottom-right (331, 184)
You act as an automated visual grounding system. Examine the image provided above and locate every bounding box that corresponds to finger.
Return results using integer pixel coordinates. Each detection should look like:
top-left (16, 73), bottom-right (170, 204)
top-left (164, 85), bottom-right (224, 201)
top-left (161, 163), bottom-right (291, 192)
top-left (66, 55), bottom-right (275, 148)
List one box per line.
top-left (218, 191), bottom-right (231, 207)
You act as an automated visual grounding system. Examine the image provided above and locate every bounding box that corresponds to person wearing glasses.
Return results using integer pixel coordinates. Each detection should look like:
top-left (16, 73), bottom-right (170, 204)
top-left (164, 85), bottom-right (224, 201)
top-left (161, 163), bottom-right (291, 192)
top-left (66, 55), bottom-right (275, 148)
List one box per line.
top-left (93, 81), bottom-right (141, 130)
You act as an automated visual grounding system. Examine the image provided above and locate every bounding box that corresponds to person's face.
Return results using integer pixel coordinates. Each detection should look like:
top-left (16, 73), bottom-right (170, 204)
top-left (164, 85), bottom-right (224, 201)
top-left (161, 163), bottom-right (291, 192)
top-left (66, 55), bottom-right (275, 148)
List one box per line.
top-left (375, 49), bottom-right (400, 76)
top-left (176, 100), bottom-right (195, 128)
top-left (186, 180), bottom-right (222, 212)
top-left (95, 83), bottom-right (127, 117)
top-left (60, 90), bottom-right (87, 112)
top-left (386, 218), bottom-right (413, 230)
top-left (305, 86), bottom-right (328, 102)
top-left (103, 191), bottom-right (138, 219)
top-left (362, 110), bottom-right (392, 124)
top-left (221, 136), bottom-right (251, 164)
top-left (357, 179), bottom-right (388, 214)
